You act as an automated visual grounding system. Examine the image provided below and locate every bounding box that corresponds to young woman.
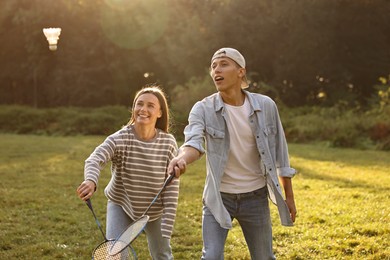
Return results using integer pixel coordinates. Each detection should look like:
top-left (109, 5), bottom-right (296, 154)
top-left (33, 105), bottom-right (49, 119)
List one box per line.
top-left (77, 85), bottom-right (179, 259)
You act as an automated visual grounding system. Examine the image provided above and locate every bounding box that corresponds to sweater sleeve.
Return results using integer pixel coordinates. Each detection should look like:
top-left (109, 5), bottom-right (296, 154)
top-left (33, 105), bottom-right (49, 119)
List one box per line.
top-left (161, 176), bottom-right (180, 238)
top-left (84, 135), bottom-right (117, 186)
top-left (161, 136), bottom-right (179, 238)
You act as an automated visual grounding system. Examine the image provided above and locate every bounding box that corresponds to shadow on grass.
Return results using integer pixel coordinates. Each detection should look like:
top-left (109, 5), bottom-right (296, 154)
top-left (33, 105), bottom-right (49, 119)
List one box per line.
top-left (288, 144), bottom-right (390, 192)
top-left (289, 143), bottom-right (390, 168)
top-left (295, 164), bottom-right (388, 192)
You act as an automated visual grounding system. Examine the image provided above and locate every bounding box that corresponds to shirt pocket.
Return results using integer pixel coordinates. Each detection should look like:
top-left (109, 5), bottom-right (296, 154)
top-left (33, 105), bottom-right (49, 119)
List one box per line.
top-left (205, 126), bottom-right (225, 154)
top-left (263, 126), bottom-right (277, 150)
top-left (263, 126), bottom-right (277, 136)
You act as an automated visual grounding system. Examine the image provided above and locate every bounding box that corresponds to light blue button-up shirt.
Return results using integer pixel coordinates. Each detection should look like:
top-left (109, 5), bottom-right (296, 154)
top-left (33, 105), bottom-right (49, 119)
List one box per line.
top-left (182, 90), bottom-right (295, 228)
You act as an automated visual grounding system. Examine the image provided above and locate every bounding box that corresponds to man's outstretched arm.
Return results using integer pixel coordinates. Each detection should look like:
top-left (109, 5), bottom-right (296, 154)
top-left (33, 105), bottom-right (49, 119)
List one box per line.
top-left (168, 146), bottom-right (201, 177)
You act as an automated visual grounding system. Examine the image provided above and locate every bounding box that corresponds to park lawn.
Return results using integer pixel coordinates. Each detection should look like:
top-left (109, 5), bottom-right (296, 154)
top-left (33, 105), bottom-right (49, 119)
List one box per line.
top-left (0, 134), bottom-right (388, 259)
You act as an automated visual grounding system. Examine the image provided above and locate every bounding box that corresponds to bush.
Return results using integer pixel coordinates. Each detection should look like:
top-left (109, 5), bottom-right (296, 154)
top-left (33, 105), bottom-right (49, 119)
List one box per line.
top-left (0, 100), bottom-right (389, 150)
top-left (279, 105), bottom-right (390, 150)
top-left (170, 75), bottom-right (216, 139)
top-left (0, 105), bottom-right (129, 136)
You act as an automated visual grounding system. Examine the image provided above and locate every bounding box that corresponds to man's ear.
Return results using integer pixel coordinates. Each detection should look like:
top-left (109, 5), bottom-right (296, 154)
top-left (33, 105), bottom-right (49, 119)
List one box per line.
top-left (239, 67), bottom-right (246, 78)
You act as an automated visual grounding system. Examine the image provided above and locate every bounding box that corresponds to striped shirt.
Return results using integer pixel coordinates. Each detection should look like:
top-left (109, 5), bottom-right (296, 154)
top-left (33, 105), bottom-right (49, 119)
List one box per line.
top-left (84, 125), bottom-right (179, 238)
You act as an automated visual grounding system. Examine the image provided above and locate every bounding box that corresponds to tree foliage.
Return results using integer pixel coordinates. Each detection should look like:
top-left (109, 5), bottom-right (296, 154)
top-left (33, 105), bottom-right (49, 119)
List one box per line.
top-left (0, 0), bottom-right (389, 107)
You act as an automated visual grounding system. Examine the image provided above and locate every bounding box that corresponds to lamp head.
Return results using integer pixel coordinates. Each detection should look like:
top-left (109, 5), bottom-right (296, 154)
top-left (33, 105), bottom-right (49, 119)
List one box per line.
top-left (43, 28), bottom-right (62, 51)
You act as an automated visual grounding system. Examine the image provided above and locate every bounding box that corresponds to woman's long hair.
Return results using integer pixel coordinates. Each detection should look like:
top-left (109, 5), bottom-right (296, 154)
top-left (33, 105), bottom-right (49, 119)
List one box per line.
top-left (127, 85), bottom-right (170, 132)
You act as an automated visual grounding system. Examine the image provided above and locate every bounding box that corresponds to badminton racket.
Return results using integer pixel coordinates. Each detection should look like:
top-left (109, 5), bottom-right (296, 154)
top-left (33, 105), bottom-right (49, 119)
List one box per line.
top-left (108, 173), bottom-right (175, 256)
top-left (85, 199), bottom-right (137, 259)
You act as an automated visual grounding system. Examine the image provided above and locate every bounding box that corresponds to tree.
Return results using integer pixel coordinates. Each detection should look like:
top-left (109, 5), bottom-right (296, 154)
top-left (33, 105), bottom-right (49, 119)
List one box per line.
top-left (0, 0), bottom-right (389, 108)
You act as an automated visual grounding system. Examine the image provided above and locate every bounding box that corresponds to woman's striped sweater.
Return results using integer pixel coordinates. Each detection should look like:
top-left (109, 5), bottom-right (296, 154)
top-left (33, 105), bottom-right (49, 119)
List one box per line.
top-left (84, 125), bottom-right (179, 238)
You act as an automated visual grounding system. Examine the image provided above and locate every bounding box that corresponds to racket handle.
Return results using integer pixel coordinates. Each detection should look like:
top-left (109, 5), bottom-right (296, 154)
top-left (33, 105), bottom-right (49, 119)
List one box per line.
top-left (85, 198), bottom-right (93, 211)
top-left (165, 172), bottom-right (175, 185)
top-left (142, 174), bottom-right (175, 216)
top-left (85, 199), bottom-right (107, 241)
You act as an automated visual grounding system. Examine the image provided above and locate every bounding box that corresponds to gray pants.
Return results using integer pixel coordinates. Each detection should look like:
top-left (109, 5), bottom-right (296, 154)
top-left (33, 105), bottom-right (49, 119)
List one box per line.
top-left (202, 187), bottom-right (275, 260)
top-left (106, 200), bottom-right (173, 260)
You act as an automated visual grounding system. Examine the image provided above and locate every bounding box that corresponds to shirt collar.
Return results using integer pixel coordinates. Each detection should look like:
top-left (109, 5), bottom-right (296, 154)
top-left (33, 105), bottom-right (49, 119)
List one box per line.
top-left (244, 90), bottom-right (262, 112)
top-left (214, 90), bottom-right (262, 112)
top-left (214, 93), bottom-right (224, 112)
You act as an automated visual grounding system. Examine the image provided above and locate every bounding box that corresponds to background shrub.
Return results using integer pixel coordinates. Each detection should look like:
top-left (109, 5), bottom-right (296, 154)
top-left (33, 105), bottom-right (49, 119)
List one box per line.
top-left (0, 105), bottom-right (129, 136)
top-left (280, 105), bottom-right (390, 150)
top-left (1, 101), bottom-right (389, 150)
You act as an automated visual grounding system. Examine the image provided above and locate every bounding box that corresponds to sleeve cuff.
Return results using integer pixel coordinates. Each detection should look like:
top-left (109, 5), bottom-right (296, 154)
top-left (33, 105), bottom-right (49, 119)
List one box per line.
top-left (277, 167), bottom-right (296, 178)
top-left (181, 142), bottom-right (205, 154)
top-left (85, 178), bottom-right (97, 191)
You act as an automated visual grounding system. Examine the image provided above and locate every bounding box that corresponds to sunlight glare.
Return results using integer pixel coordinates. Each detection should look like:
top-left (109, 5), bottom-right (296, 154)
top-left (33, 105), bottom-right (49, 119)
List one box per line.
top-left (100, 0), bottom-right (169, 50)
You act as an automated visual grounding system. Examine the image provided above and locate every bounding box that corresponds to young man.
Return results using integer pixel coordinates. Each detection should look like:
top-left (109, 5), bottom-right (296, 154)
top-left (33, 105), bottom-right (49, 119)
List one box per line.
top-left (168, 47), bottom-right (297, 259)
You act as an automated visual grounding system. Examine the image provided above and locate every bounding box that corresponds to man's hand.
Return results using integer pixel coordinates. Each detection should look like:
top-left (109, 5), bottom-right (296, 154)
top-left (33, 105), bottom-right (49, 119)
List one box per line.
top-left (285, 197), bottom-right (297, 222)
top-left (168, 157), bottom-right (187, 178)
top-left (168, 146), bottom-right (201, 178)
top-left (279, 176), bottom-right (297, 223)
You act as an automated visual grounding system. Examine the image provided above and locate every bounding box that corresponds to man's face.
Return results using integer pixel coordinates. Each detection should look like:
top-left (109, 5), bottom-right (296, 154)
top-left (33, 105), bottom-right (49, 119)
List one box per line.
top-left (210, 57), bottom-right (245, 92)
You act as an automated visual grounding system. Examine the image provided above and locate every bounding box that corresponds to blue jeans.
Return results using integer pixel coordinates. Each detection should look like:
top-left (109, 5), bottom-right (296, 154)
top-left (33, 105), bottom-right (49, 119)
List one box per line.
top-left (106, 201), bottom-right (173, 260)
top-left (201, 186), bottom-right (275, 260)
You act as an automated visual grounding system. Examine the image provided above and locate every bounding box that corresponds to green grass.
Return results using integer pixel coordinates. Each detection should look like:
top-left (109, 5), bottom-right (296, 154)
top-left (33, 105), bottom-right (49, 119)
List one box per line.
top-left (0, 134), bottom-right (389, 259)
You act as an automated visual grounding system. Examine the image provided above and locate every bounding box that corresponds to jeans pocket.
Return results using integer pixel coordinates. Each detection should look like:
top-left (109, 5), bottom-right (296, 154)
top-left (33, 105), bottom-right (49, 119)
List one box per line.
top-left (254, 187), bottom-right (268, 200)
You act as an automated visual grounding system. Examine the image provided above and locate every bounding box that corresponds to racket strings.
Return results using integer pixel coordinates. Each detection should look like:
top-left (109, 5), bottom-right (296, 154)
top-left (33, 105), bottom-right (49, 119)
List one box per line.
top-left (109, 216), bottom-right (149, 255)
top-left (93, 240), bottom-right (130, 260)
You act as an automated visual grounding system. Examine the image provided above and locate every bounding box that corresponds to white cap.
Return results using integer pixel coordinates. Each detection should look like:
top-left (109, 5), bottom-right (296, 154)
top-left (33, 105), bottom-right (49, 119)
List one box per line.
top-left (211, 47), bottom-right (248, 89)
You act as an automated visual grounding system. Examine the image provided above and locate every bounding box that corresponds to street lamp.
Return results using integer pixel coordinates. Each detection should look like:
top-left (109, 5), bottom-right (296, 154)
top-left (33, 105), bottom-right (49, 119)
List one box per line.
top-left (33, 28), bottom-right (61, 107)
top-left (43, 28), bottom-right (62, 51)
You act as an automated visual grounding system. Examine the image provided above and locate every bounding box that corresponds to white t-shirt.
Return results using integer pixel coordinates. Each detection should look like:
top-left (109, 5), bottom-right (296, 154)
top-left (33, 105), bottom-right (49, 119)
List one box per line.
top-left (220, 97), bottom-right (266, 193)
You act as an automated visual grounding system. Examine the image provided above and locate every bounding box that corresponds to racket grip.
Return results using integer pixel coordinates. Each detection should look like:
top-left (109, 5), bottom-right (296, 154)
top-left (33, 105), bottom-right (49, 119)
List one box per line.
top-left (85, 199), bottom-right (107, 241)
top-left (85, 198), bottom-right (93, 210)
top-left (165, 172), bottom-right (175, 185)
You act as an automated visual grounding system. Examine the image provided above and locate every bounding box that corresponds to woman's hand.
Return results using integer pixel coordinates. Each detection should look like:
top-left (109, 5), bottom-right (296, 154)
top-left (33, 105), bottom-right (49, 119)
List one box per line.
top-left (76, 180), bottom-right (96, 201)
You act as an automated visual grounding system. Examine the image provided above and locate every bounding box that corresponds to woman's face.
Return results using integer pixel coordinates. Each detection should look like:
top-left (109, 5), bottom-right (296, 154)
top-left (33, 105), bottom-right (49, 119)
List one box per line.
top-left (133, 93), bottom-right (162, 128)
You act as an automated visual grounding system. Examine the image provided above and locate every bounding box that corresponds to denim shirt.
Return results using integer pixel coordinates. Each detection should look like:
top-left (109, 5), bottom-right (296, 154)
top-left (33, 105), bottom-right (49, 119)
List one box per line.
top-left (182, 91), bottom-right (295, 228)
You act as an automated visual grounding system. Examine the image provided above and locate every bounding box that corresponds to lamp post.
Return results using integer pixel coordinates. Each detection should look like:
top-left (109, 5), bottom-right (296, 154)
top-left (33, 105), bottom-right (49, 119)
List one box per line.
top-left (43, 27), bottom-right (62, 51)
top-left (33, 28), bottom-right (62, 107)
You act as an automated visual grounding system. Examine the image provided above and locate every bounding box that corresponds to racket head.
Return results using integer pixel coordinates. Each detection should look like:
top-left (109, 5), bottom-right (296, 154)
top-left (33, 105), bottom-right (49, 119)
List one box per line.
top-left (109, 215), bottom-right (149, 256)
top-left (92, 239), bottom-right (136, 259)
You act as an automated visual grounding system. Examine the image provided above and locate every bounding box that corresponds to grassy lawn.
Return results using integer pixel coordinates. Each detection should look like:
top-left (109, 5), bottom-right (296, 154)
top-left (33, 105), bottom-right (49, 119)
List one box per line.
top-left (0, 134), bottom-right (389, 259)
